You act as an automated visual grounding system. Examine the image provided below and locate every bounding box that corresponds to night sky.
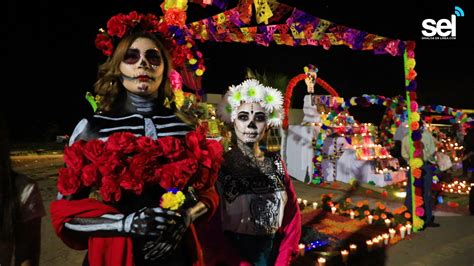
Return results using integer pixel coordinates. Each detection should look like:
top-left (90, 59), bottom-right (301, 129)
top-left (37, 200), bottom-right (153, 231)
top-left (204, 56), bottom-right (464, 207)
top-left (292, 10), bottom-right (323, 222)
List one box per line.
top-left (4, 0), bottom-right (473, 141)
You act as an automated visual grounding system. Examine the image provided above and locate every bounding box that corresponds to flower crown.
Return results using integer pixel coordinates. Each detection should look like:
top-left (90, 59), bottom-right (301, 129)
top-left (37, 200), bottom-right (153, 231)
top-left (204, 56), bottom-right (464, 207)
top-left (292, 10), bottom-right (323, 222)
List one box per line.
top-left (217, 79), bottom-right (284, 127)
top-left (94, 11), bottom-right (205, 77)
top-left (95, 12), bottom-right (161, 57)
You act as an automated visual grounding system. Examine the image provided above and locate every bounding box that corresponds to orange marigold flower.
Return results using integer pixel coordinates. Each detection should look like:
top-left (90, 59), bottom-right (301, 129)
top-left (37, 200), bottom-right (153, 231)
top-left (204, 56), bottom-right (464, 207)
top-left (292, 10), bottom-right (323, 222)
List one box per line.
top-left (381, 213), bottom-right (387, 219)
top-left (364, 210), bottom-right (371, 216)
top-left (373, 215), bottom-right (379, 220)
top-left (413, 168), bottom-right (422, 178)
top-left (378, 204), bottom-right (386, 210)
top-left (356, 201), bottom-right (364, 208)
top-left (363, 200), bottom-right (369, 206)
top-left (404, 212), bottom-right (411, 219)
top-left (345, 198), bottom-right (352, 203)
top-left (354, 210), bottom-right (360, 216)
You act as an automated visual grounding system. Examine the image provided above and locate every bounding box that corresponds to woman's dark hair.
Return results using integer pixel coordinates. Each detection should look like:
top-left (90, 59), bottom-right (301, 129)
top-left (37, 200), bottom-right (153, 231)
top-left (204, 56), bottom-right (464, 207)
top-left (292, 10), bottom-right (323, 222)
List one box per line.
top-left (0, 113), bottom-right (17, 242)
top-left (94, 31), bottom-right (173, 113)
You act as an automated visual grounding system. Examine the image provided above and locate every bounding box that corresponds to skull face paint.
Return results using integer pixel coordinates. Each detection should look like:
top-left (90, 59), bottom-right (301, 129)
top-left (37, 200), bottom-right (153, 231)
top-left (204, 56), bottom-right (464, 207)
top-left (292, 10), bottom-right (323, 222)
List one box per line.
top-left (234, 102), bottom-right (267, 143)
top-left (119, 37), bottom-right (165, 96)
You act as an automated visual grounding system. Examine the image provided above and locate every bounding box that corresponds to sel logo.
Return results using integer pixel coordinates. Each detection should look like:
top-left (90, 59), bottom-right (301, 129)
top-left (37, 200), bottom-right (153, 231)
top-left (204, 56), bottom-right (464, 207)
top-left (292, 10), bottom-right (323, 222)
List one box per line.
top-left (421, 6), bottom-right (464, 40)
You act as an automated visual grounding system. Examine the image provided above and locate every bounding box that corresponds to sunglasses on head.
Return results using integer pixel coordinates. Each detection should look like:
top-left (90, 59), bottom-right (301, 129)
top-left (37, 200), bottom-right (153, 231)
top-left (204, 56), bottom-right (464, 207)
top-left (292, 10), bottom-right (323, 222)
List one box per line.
top-left (123, 48), bottom-right (162, 66)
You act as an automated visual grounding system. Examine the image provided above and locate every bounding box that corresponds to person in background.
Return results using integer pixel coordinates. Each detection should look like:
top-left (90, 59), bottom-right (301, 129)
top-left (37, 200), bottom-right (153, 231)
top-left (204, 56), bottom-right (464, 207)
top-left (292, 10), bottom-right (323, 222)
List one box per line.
top-left (402, 121), bottom-right (440, 228)
top-left (204, 79), bottom-right (301, 265)
top-left (49, 11), bottom-right (223, 265)
top-left (0, 113), bottom-right (46, 266)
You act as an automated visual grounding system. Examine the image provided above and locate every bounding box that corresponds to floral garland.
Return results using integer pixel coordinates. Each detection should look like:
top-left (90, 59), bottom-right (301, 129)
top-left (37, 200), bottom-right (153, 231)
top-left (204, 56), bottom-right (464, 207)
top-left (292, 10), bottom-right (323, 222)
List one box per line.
top-left (404, 41), bottom-right (424, 231)
top-left (57, 129), bottom-right (223, 202)
top-left (217, 79), bottom-right (283, 127)
top-left (95, 11), bottom-right (205, 77)
top-left (282, 68), bottom-right (339, 130)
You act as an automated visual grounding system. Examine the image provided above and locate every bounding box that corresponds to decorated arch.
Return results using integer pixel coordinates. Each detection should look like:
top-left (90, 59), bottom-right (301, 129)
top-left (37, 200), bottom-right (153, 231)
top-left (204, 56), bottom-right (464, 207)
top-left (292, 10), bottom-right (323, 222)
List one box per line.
top-left (161, 0), bottom-right (422, 230)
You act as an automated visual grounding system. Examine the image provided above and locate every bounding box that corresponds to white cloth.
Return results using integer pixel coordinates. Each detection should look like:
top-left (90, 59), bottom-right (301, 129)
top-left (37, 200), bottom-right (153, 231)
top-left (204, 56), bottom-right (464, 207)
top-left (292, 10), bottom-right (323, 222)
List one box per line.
top-left (285, 125), bottom-right (319, 182)
top-left (302, 95), bottom-right (322, 124)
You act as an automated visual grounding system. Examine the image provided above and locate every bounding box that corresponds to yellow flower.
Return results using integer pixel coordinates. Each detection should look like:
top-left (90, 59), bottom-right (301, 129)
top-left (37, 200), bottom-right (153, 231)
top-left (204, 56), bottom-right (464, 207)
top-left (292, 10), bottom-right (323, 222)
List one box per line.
top-left (173, 90), bottom-right (185, 109)
top-left (160, 190), bottom-right (186, 210)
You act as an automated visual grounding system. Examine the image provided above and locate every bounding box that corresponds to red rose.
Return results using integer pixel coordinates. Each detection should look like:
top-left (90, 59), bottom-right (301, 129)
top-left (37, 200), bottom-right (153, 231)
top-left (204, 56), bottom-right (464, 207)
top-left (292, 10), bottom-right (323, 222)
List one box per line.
top-left (120, 172), bottom-right (144, 195)
top-left (57, 168), bottom-right (81, 196)
top-left (136, 136), bottom-right (162, 154)
top-left (128, 152), bottom-right (159, 182)
top-left (140, 13), bottom-right (160, 32)
top-left (106, 132), bottom-right (137, 154)
top-left (95, 34), bottom-right (114, 56)
top-left (64, 140), bottom-right (87, 172)
top-left (107, 13), bottom-right (128, 38)
top-left (185, 131), bottom-right (204, 159)
top-left (97, 152), bottom-right (127, 177)
top-left (81, 164), bottom-right (100, 187)
top-left (100, 177), bottom-right (122, 202)
top-left (157, 136), bottom-right (184, 160)
top-left (84, 139), bottom-right (106, 163)
top-left (155, 158), bottom-right (197, 190)
top-left (126, 11), bottom-right (140, 26)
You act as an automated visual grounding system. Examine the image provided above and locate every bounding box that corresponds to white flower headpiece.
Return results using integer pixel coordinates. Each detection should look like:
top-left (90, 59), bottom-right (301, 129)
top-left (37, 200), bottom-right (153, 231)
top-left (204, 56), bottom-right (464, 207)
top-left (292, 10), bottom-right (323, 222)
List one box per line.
top-left (217, 79), bottom-right (283, 127)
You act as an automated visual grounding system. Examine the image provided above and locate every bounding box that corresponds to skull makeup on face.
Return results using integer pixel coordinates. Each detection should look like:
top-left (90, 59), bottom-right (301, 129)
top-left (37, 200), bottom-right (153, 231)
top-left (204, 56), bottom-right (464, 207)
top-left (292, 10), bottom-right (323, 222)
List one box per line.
top-left (234, 102), bottom-right (267, 143)
top-left (120, 37), bottom-right (165, 96)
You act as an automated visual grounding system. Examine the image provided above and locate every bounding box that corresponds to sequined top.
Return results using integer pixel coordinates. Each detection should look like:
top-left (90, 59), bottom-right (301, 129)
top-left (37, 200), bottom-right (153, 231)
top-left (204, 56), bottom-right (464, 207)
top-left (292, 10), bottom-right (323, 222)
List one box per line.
top-left (218, 144), bottom-right (288, 236)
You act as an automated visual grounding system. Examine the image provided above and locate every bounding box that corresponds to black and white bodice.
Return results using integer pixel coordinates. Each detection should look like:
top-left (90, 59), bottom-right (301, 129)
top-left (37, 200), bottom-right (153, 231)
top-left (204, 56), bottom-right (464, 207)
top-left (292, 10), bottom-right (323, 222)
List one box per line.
top-left (218, 146), bottom-right (288, 236)
top-left (69, 108), bottom-right (192, 144)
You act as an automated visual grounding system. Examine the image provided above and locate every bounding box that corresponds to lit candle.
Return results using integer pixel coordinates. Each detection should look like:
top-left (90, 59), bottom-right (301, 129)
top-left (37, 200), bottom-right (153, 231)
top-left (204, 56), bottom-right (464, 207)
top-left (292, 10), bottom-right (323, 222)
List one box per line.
top-left (406, 224), bottom-right (412, 235)
top-left (382, 233), bottom-right (389, 245)
top-left (367, 215), bottom-right (373, 224)
top-left (298, 243), bottom-right (305, 256)
top-left (400, 226), bottom-right (406, 239)
top-left (372, 237), bottom-right (379, 247)
top-left (389, 228), bottom-right (396, 239)
top-left (384, 218), bottom-right (391, 227)
top-left (377, 235), bottom-right (383, 246)
top-left (297, 198), bottom-right (302, 204)
top-left (350, 210), bottom-right (355, 219)
top-left (312, 202), bottom-right (318, 209)
top-left (366, 240), bottom-right (373, 251)
top-left (303, 199), bottom-right (308, 206)
top-left (317, 257), bottom-right (326, 266)
top-left (341, 250), bottom-right (349, 263)
top-left (331, 206), bottom-right (337, 214)
top-left (349, 244), bottom-right (357, 253)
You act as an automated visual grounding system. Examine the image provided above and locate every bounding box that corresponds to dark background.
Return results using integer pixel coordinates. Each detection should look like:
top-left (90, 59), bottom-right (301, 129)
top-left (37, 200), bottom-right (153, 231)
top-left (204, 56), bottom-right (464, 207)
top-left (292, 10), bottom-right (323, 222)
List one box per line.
top-left (3, 0), bottom-right (473, 141)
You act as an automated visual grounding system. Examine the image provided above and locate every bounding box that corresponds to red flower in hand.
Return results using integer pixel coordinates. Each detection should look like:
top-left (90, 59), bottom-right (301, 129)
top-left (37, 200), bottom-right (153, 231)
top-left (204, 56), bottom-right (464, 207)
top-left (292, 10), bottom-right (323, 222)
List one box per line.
top-left (64, 140), bottom-right (87, 172)
top-left (100, 177), bottom-right (122, 202)
top-left (81, 164), bottom-right (100, 187)
top-left (57, 168), bottom-right (81, 196)
top-left (83, 139), bottom-right (106, 163)
top-left (106, 132), bottom-right (137, 154)
top-left (120, 172), bottom-right (144, 195)
top-left (157, 136), bottom-right (184, 160)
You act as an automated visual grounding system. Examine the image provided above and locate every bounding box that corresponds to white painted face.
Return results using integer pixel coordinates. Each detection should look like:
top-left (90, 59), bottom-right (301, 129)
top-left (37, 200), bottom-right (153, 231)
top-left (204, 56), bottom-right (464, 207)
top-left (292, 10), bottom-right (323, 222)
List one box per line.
top-left (119, 37), bottom-right (165, 96)
top-left (234, 102), bottom-right (267, 143)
